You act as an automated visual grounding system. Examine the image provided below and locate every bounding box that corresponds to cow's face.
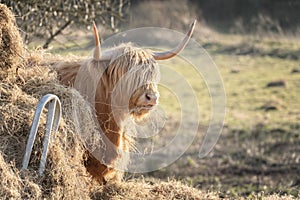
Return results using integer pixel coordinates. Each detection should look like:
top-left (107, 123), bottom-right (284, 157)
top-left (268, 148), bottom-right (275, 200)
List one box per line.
top-left (106, 52), bottom-right (160, 120)
top-left (129, 82), bottom-right (159, 118)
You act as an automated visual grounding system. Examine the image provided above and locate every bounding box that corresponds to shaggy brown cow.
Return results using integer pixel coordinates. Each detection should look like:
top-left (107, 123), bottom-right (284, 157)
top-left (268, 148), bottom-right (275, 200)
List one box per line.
top-left (55, 21), bottom-right (196, 183)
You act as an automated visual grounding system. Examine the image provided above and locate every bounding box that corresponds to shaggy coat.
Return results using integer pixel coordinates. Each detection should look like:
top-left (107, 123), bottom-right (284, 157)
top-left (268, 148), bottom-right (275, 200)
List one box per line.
top-left (56, 45), bottom-right (160, 182)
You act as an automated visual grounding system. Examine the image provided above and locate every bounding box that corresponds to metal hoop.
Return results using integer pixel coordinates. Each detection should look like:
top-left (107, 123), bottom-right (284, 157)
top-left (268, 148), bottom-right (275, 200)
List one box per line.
top-left (22, 94), bottom-right (62, 175)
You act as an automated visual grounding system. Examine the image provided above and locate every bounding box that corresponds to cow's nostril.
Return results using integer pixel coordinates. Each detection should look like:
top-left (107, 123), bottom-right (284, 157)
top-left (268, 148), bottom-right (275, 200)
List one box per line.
top-left (145, 94), bottom-right (151, 101)
top-left (145, 93), bottom-right (157, 105)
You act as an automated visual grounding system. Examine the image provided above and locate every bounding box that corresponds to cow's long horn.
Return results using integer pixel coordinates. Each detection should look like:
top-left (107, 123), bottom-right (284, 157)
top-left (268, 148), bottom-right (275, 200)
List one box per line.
top-left (93, 21), bottom-right (101, 61)
top-left (153, 20), bottom-right (196, 60)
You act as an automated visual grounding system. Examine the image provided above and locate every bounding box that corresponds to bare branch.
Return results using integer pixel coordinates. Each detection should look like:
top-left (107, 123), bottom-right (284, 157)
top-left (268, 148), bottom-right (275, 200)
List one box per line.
top-left (2, 0), bottom-right (130, 48)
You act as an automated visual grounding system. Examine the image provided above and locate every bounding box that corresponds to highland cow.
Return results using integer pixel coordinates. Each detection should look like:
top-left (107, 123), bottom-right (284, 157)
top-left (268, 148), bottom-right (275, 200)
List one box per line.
top-left (55, 21), bottom-right (196, 183)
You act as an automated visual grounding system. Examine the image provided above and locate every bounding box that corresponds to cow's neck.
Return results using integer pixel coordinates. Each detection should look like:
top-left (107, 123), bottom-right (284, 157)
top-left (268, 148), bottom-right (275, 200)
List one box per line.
top-left (94, 98), bottom-right (129, 163)
top-left (96, 101), bottom-right (127, 135)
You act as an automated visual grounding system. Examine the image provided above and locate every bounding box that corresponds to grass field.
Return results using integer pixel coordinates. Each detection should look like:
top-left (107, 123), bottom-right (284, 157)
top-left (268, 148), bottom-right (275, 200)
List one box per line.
top-left (43, 30), bottom-right (300, 198)
top-left (146, 35), bottom-right (300, 198)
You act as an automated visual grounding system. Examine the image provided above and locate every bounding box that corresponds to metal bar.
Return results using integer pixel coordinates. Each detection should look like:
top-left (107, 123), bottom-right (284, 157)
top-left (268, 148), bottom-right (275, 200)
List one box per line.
top-left (38, 99), bottom-right (56, 175)
top-left (22, 94), bottom-right (62, 176)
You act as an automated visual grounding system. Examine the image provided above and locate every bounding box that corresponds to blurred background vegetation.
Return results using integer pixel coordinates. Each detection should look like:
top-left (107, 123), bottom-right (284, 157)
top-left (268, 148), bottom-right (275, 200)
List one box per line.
top-left (190, 0), bottom-right (300, 34)
top-left (1, 0), bottom-right (300, 198)
top-left (2, 0), bottom-right (300, 48)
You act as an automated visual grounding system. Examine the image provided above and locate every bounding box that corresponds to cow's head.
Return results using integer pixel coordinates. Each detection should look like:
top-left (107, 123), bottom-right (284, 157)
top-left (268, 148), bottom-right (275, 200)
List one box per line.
top-left (92, 21), bottom-right (196, 120)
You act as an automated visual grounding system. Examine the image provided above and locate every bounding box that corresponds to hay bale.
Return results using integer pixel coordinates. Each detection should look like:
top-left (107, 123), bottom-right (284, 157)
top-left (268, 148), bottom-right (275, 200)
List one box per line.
top-left (0, 4), bottom-right (23, 73)
top-left (0, 153), bottom-right (42, 199)
top-left (0, 153), bottom-right (23, 199)
top-left (0, 53), bottom-right (95, 198)
top-left (91, 179), bottom-right (219, 199)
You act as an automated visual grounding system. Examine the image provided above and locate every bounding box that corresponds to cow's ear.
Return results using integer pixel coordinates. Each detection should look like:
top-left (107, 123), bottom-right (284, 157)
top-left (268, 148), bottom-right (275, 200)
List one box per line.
top-left (93, 21), bottom-right (101, 61)
top-left (153, 20), bottom-right (196, 60)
